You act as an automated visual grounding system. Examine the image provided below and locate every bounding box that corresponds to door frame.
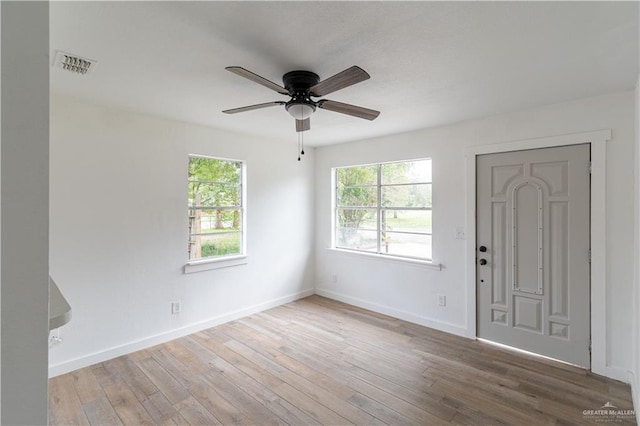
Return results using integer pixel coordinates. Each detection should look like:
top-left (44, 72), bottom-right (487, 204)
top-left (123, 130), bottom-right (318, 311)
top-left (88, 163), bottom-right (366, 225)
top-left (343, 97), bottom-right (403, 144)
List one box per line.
top-left (464, 129), bottom-right (621, 380)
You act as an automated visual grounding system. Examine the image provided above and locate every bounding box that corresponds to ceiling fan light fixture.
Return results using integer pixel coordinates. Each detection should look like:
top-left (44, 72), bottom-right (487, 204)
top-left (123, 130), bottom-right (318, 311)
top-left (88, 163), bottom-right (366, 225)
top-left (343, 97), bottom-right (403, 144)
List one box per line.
top-left (286, 102), bottom-right (316, 120)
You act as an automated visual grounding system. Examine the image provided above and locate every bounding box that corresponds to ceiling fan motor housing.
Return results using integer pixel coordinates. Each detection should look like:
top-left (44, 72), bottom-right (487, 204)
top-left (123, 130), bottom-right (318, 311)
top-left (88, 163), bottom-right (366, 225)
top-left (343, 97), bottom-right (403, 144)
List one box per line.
top-left (282, 70), bottom-right (320, 94)
top-left (283, 70), bottom-right (320, 119)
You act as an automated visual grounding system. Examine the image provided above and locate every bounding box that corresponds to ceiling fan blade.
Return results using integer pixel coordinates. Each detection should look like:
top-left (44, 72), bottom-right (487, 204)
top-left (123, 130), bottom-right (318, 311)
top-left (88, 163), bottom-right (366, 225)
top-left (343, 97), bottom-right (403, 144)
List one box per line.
top-left (296, 118), bottom-right (310, 132)
top-left (222, 101), bottom-right (285, 114)
top-left (226, 66), bottom-right (289, 95)
top-left (309, 66), bottom-right (370, 97)
top-left (318, 100), bottom-right (380, 121)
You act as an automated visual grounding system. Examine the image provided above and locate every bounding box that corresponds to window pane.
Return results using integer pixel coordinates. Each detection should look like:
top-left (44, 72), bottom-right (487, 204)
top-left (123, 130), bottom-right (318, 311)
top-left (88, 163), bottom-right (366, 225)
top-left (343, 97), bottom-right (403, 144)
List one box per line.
top-left (336, 208), bottom-right (377, 230)
top-left (190, 209), bottom-right (242, 233)
top-left (337, 165), bottom-right (378, 187)
top-left (381, 159), bottom-right (431, 184)
top-left (380, 232), bottom-right (432, 260)
top-left (336, 228), bottom-right (378, 252)
top-left (382, 183), bottom-right (432, 208)
top-left (337, 186), bottom-right (377, 207)
top-left (382, 210), bottom-right (432, 233)
top-left (188, 232), bottom-right (242, 260)
top-left (188, 155), bottom-right (244, 261)
top-left (333, 159), bottom-right (433, 262)
top-left (189, 182), bottom-right (241, 207)
top-left (189, 157), bottom-right (241, 184)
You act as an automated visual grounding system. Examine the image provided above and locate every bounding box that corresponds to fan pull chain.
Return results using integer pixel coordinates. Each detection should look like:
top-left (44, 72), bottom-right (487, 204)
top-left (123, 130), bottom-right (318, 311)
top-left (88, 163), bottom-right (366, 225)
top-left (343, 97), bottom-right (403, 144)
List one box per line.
top-left (296, 126), bottom-right (305, 161)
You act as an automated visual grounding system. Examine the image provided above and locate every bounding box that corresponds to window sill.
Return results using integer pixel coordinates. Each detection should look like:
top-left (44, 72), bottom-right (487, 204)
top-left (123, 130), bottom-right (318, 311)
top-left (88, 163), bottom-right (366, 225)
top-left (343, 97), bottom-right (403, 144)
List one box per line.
top-left (184, 255), bottom-right (248, 274)
top-left (327, 248), bottom-right (442, 270)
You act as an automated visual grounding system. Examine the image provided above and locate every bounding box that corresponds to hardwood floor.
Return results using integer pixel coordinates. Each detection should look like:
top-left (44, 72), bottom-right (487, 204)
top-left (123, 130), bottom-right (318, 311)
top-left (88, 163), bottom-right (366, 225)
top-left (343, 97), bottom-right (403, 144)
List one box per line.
top-left (49, 296), bottom-right (636, 425)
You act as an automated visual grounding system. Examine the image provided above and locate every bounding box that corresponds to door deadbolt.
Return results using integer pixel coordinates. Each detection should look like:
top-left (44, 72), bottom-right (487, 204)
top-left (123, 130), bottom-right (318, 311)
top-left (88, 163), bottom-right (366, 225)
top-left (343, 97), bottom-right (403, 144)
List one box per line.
top-left (479, 245), bottom-right (487, 252)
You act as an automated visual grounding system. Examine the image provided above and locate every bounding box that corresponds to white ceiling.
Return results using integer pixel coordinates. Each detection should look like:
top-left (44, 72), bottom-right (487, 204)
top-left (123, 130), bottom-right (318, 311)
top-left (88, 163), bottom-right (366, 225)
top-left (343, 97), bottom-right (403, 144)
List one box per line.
top-left (50, 1), bottom-right (639, 147)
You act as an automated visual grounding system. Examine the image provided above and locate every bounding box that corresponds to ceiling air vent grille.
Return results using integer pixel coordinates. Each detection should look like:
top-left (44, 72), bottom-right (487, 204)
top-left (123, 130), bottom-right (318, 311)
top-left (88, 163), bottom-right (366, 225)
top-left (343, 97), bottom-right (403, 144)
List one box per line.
top-left (54, 51), bottom-right (97, 75)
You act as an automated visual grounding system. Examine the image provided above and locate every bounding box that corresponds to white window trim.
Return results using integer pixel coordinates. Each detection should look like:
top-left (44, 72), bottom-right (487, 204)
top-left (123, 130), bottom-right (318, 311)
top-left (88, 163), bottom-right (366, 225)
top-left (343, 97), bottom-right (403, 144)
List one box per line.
top-left (327, 247), bottom-right (442, 270)
top-left (184, 255), bottom-right (248, 274)
top-left (185, 154), bottom-right (247, 271)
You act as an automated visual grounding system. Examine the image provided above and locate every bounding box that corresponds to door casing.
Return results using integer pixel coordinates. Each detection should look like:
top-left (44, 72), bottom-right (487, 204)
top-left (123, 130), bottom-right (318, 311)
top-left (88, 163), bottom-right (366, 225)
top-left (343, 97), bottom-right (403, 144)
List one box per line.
top-left (464, 129), bottom-right (622, 380)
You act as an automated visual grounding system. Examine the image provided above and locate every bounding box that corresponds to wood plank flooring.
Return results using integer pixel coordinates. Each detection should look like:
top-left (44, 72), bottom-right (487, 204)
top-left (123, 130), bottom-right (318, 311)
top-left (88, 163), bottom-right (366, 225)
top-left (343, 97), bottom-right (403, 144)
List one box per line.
top-left (49, 296), bottom-right (636, 425)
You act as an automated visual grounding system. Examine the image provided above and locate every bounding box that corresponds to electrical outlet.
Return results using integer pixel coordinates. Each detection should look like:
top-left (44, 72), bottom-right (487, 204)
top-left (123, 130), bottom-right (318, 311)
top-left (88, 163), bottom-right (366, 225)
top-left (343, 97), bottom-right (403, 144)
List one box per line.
top-left (171, 301), bottom-right (181, 315)
top-left (49, 329), bottom-right (63, 347)
top-left (438, 295), bottom-right (446, 307)
top-left (331, 274), bottom-right (337, 284)
top-left (455, 226), bottom-right (466, 240)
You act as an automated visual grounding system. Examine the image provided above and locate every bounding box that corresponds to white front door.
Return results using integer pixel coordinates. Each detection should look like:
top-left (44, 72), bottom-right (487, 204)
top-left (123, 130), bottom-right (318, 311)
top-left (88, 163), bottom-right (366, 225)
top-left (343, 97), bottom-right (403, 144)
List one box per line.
top-left (476, 144), bottom-right (591, 368)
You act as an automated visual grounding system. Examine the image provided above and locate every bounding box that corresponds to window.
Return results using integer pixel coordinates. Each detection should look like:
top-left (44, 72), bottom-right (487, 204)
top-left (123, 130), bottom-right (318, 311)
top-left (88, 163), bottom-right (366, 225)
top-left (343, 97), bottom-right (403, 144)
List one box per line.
top-left (188, 155), bottom-right (245, 261)
top-left (334, 159), bottom-right (432, 261)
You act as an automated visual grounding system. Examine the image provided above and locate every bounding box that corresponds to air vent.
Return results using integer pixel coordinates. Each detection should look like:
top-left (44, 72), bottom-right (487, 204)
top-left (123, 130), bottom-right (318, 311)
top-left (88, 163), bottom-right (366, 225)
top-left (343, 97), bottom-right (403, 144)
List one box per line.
top-left (53, 51), bottom-right (97, 75)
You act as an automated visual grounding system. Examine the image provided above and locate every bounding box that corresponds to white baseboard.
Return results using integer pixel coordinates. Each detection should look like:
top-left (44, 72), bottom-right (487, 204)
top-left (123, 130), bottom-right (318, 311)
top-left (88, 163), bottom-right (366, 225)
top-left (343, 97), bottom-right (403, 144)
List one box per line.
top-left (592, 363), bottom-right (634, 384)
top-left (314, 287), bottom-right (469, 338)
top-left (48, 288), bottom-right (315, 377)
top-left (604, 366), bottom-right (633, 384)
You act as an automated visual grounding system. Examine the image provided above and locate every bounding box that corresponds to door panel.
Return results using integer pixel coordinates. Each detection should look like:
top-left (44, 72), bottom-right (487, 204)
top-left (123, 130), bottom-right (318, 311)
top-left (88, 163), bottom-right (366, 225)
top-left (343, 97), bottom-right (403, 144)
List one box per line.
top-left (477, 144), bottom-right (590, 368)
top-left (513, 180), bottom-right (543, 294)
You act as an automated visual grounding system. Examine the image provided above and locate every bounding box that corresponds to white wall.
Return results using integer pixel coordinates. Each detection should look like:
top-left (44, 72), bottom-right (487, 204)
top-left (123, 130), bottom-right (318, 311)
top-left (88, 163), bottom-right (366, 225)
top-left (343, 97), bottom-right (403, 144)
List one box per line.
top-left (49, 95), bottom-right (315, 375)
top-left (633, 74), bottom-right (640, 416)
top-left (0, 3), bottom-right (3, 420)
top-left (1, 2), bottom-right (50, 424)
top-left (315, 91), bottom-right (636, 378)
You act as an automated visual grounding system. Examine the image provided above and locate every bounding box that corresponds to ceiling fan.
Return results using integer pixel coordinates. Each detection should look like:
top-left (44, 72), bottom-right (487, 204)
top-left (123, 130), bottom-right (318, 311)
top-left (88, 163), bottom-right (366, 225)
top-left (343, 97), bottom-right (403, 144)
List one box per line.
top-left (222, 65), bottom-right (380, 132)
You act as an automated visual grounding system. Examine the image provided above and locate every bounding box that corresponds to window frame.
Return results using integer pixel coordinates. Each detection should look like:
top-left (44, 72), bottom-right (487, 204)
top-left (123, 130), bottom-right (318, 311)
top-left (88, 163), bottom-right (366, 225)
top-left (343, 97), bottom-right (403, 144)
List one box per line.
top-left (187, 154), bottom-right (247, 266)
top-left (333, 159), bottom-right (433, 262)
